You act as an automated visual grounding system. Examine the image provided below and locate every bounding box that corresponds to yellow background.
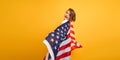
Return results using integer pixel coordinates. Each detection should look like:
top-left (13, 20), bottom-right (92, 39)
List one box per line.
top-left (0, 0), bottom-right (120, 60)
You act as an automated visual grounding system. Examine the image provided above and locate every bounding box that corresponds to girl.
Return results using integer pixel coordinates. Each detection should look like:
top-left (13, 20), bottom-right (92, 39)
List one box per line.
top-left (43, 8), bottom-right (81, 60)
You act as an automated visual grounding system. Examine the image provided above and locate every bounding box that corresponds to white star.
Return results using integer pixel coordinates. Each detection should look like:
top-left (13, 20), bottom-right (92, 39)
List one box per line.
top-left (57, 29), bottom-right (60, 31)
top-left (56, 36), bottom-right (59, 39)
top-left (54, 46), bottom-right (57, 50)
top-left (51, 33), bottom-right (54, 36)
top-left (64, 29), bottom-right (66, 31)
top-left (55, 41), bottom-right (58, 44)
top-left (61, 34), bottom-right (63, 37)
top-left (65, 25), bottom-right (67, 27)
top-left (61, 27), bottom-right (64, 29)
top-left (51, 38), bottom-right (54, 42)
top-left (61, 31), bottom-right (63, 33)
top-left (57, 32), bottom-right (59, 35)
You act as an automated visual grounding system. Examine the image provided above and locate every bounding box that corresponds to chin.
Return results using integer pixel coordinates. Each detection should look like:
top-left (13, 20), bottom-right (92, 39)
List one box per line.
top-left (64, 18), bottom-right (68, 20)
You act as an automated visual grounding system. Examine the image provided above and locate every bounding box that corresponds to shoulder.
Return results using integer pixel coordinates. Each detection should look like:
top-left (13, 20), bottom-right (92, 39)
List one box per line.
top-left (61, 19), bottom-right (69, 24)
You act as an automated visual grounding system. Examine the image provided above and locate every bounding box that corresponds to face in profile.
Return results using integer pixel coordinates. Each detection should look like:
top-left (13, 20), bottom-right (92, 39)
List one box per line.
top-left (64, 8), bottom-right (76, 22)
top-left (64, 10), bottom-right (70, 21)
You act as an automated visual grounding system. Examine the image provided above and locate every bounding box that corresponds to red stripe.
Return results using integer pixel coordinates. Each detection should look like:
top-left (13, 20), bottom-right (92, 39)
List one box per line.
top-left (71, 44), bottom-right (82, 50)
top-left (56, 51), bottom-right (71, 60)
top-left (70, 30), bottom-right (75, 34)
top-left (71, 41), bottom-right (76, 43)
top-left (58, 42), bottom-right (71, 51)
top-left (70, 25), bottom-right (73, 28)
top-left (70, 35), bottom-right (75, 40)
top-left (67, 33), bottom-right (71, 38)
top-left (67, 32), bottom-right (75, 40)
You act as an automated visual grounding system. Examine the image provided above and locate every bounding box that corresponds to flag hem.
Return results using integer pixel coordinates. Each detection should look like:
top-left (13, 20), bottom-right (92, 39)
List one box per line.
top-left (43, 40), bottom-right (55, 60)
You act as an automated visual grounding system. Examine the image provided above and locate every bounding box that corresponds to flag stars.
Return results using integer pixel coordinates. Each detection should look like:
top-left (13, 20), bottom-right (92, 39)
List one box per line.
top-left (51, 33), bottom-right (54, 37)
top-left (57, 29), bottom-right (60, 31)
top-left (56, 36), bottom-right (59, 39)
top-left (64, 33), bottom-right (66, 35)
top-left (64, 29), bottom-right (67, 31)
top-left (65, 25), bottom-right (67, 27)
top-left (51, 38), bottom-right (54, 42)
top-left (61, 27), bottom-right (64, 29)
top-left (44, 22), bottom-right (73, 60)
top-left (55, 41), bottom-right (58, 44)
top-left (57, 32), bottom-right (60, 35)
top-left (54, 46), bottom-right (57, 50)
top-left (61, 34), bottom-right (63, 37)
top-left (61, 31), bottom-right (63, 33)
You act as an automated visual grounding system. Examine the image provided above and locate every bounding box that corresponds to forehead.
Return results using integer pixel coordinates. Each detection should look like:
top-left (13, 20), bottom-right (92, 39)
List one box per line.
top-left (66, 10), bottom-right (70, 14)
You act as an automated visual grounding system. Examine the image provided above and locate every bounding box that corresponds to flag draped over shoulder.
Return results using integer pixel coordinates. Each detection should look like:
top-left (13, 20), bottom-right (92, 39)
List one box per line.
top-left (43, 20), bottom-right (82, 60)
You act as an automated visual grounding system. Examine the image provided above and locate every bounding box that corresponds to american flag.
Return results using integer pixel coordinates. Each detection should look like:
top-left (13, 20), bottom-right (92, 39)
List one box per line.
top-left (43, 20), bottom-right (82, 60)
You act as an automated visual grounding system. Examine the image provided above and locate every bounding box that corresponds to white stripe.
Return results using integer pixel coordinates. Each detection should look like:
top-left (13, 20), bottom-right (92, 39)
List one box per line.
top-left (77, 43), bottom-right (80, 47)
top-left (43, 40), bottom-right (55, 60)
top-left (45, 53), bottom-right (49, 60)
top-left (70, 33), bottom-right (75, 38)
top-left (71, 43), bottom-right (80, 47)
top-left (60, 56), bottom-right (70, 60)
top-left (57, 47), bottom-right (71, 56)
top-left (70, 27), bottom-right (74, 31)
top-left (72, 40), bottom-right (76, 43)
top-left (61, 19), bottom-right (68, 24)
top-left (71, 43), bottom-right (75, 47)
top-left (59, 38), bottom-right (71, 47)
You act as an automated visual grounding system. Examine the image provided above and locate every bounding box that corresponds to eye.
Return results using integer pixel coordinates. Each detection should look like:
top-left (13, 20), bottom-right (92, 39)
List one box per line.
top-left (66, 11), bottom-right (69, 14)
top-left (65, 11), bottom-right (68, 14)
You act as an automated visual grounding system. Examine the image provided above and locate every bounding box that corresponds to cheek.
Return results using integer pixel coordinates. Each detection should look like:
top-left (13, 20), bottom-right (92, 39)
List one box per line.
top-left (66, 14), bottom-right (70, 17)
top-left (64, 13), bottom-right (70, 19)
top-left (67, 14), bottom-right (70, 18)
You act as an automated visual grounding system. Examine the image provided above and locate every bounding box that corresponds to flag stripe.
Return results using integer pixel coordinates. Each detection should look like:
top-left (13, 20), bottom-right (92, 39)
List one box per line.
top-left (56, 51), bottom-right (71, 60)
top-left (59, 38), bottom-right (71, 47)
top-left (57, 47), bottom-right (71, 56)
top-left (70, 25), bottom-right (73, 28)
top-left (70, 36), bottom-right (75, 40)
top-left (58, 42), bottom-right (71, 51)
top-left (70, 33), bottom-right (75, 38)
top-left (60, 56), bottom-right (70, 60)
top-left (70, 27), bottom-right (74, 31)
top-left (70, 30), bottom-right (75, 34)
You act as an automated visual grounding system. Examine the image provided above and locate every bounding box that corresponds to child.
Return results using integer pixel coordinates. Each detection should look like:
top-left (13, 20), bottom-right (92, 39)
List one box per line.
top-left (43, 8), bottom-right (81, 60)
top-left (62, 8), bottom-right (81, 50)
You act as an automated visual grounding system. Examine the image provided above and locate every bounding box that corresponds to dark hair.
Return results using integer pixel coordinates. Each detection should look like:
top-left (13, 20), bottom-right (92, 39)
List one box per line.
top-left (67, 8), bottom-right (76, 22)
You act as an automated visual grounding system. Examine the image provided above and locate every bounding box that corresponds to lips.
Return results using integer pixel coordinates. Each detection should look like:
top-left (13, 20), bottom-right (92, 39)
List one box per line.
top-left (64, 15), bottom-right (68, 18)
